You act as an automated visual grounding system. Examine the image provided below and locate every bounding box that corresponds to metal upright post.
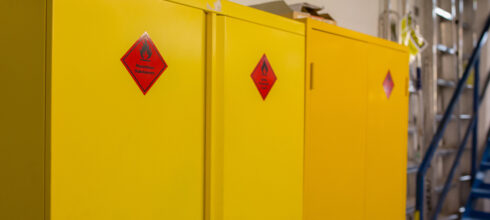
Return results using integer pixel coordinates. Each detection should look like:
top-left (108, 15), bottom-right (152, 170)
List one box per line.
top-left (472, 57), bottom-right (480, 183)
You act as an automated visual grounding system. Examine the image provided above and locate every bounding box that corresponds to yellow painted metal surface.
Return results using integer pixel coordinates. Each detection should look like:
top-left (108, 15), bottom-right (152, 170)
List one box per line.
top-left (304, 22), bottom-right (368, 220)
top-left (0, 0), bottom-right (46, 219)
top-left (50, 0), bottom-right (205, 219)
top-left (206, 3), bottom-right (305, 219)
top-left (365, 43), bottom-right (409, 220)
top-left (304, 18), bottom-right (409, 220)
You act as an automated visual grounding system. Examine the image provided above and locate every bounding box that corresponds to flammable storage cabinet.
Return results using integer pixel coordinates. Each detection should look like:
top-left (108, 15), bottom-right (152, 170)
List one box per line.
top-left (0, 0), bottom-right (207, 219)
top-left (303, 18), bottom-right (409, 220)
top-left (205, 2), bottom-right (305, 220)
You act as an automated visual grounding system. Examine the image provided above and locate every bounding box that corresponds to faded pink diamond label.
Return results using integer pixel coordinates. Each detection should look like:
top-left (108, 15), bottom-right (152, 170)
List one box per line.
top-left (383, 71), bottom-right (394, 99)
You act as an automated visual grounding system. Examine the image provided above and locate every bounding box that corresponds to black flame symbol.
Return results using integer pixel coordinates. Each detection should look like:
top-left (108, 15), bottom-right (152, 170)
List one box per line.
top-left (140, 40), bottom-right (152, 60)
top-left (261, 60), bottom-right (268, 76)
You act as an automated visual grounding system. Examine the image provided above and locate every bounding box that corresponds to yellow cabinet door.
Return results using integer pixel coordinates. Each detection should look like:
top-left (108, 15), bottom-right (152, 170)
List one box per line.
top-left (50, 0), bottom-right (205, 219)
top-left (210, 15), bottom-right (305, 220)
top-left (304, 29), bottom-right (368, 220)
top-left (365, 45), bottom-right (409, 220)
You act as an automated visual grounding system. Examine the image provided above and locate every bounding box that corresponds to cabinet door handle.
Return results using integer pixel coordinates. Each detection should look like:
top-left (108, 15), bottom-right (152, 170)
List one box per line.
top-left (405, 76), bottom-right (409, 96)
top-left (310, 62), bottom-right (314, 90)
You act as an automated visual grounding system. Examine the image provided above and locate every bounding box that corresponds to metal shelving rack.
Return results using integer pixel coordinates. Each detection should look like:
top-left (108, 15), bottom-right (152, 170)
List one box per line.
top-left (414, 0), bottom-right (478, 219)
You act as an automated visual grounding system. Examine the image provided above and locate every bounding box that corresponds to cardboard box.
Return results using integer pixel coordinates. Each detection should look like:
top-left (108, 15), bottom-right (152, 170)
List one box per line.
top-left (250, 1), bottom-right (336, 25)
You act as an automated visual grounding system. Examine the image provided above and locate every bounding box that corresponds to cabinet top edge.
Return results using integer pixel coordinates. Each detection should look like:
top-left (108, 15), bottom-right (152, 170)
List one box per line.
top-left (304, 18), bottom-right (408, 53)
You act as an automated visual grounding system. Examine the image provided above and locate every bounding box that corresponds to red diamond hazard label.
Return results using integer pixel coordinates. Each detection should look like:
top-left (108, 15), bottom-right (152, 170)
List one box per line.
top-left (383, 70), bottom-right (394, 99)
top-left (121, 32), bottom-right (167, 95)
top-left (251, 54), bottom-right (277, 100)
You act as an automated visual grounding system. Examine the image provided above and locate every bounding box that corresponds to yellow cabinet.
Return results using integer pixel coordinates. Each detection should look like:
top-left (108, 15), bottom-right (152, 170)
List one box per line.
top-left (206, 2), bottom-right (305, 220)
top-left (1, 1), bottom-right (408, 219)
top-left (1, 0), bottom-right (206, 219)
top-left (303, 18), bottom-right (409, 220)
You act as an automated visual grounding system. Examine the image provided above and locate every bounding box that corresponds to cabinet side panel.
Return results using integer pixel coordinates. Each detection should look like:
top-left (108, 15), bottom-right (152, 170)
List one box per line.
top-left (366, 46), bottom-right (409, 220)
top-left (0, 0), bottom-right (46, 220)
